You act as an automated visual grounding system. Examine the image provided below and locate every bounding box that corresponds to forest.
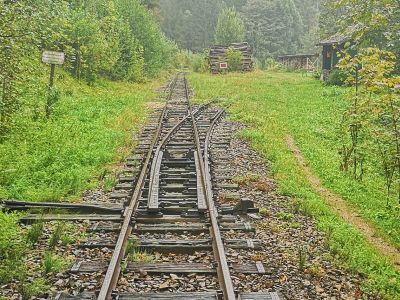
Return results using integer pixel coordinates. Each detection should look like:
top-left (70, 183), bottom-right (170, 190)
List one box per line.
top-left (1, 0), bottom-right (400, 299)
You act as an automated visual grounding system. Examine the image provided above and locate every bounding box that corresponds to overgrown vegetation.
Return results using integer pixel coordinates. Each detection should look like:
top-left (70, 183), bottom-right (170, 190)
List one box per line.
top-left (0, 212), bottom-right (27, 284)
top-left (189, 71), bottom-right (400, 299)
top-left (0, 0), bottom-right (175, 139)
top-left (0, 74), bottom-right (157, 201)
top-left (214, 7), bottom-right (245, 45)
top-left (158, 0), bottom-right (320, 59)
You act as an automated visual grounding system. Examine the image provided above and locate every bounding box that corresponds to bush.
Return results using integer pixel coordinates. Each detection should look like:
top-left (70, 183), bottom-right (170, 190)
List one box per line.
top-left (226, 47), bottom-right (243, 72)
top-left (265, 58), bottom-right (285, 71)
top-left (325, 69), bottom-right (348, 86)
top-left (191, 52), bottom-right (209, 73)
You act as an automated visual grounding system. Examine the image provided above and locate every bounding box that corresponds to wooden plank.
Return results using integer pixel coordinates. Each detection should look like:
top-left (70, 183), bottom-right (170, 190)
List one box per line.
top-left (135, 215), bottom-right (206, 224)
top-left (3, 200), bottom-right (122, 214)
top-left (117, 292), bottom-right (218, 300)
top-left (195, 151), bottom-right (207, 212)
top-left (148, 151), bottom-right (164, 212)
top-left (54, 292), bottom-right (96, 300)
top-left (238, 292), bottom-right (284, 300)
top-left (135, 223), bottom-right (209, 233)
top-left (70, 261), bottom-right (268, 275)
top-left (20, 214), bottom-right (122, 223)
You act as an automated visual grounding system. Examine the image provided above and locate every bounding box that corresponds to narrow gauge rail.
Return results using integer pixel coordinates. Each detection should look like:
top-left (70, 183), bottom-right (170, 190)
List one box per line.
top-left (99, 73), bottom-right (237, 300)
top-left (5, 74), bottom-right (283, 300)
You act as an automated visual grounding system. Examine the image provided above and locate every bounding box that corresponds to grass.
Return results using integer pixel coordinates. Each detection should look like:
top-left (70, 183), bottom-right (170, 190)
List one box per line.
top-left (0, 212), bottom-right (27, 284)
top-left (0, 71), bottom-right (161, 202)
top-left (26, 220), bottom-right (44, 244)
top-left (20, 278), bottom-right (49, 300)
top-left (42, 252), bottom-right (69, 274)
top-left (188, 70), bottom-right (400, 299)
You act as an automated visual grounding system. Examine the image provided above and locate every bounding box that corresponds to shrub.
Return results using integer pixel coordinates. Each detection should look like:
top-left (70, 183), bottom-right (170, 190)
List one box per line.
top-left (265, 58), bottom-right (285, 71)
top-left (191, 52), bottom-right (209, 73)
top-left (226, 47), bottom-right (243, 72)
top-left (325, 68), bottom-right (348, 86)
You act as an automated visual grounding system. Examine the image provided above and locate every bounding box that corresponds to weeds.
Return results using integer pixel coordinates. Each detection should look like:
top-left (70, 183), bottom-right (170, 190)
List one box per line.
top-left (277, 212), bottom-right (294, 221)
top-left (26, 220), bottom-right (44, 244)
top-left (42, 252), bottom-right (69, 274)
top-left (49, 222), bottom-right (64, 249)
top-left (127, 250), bottom-right (154, 263)
top-left (20, 278), bottom-right (49, 300)
top-left (0, 212), bottom-right (27, 284)
top-left (298, 245), bottom-right (308, 271)
top-left (258, 207), bottom-right (269, 216)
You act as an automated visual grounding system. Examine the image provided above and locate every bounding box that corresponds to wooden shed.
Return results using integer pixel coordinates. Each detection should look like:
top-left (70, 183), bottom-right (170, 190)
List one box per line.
top-left (209, 42), bottom-right (252, 74)
top-left (277, 54), bottom-right (320, 71)
top-left (318, 33), bottom-right (350, 75)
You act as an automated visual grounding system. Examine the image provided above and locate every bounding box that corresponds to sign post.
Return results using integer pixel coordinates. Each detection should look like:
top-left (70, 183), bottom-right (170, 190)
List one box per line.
top-left (42, 51), bottom-right (64, 117)
top-left (42, 51), bottom-right (65, 88)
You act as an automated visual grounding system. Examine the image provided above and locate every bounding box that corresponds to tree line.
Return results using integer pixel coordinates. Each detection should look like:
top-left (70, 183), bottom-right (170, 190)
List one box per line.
top-left (0, 0), bottom-right (176, 139)
top-left (158, 0), bottom-right (321, 63)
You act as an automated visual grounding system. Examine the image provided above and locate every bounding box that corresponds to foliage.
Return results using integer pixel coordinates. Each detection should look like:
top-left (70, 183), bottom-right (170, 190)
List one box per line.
top-left (42, 252), bottom-right (69, 274)
top-left (338, 48), bottom-right (400, 204)
top-left (214, 7), bottom-right (245, 45)
top-left (323, 0), bottom-right (400, 71)
top-left (188, 71), bottom-right (400, 298)
top-left (159, 0), bottom-right (225, 51)
top-left (325, 69), bottom-right (348, 86)
top-left (0, 73), bottom-right (155, 201)
top-left (20, 278), bottom-right (49, 300)
top-left (158, 0), bottom-right (319, 59)
top-left (26, 221), bottom-right (44, 244)
top-left (242, 0), bottom-right (304, 61)
top-left (226, 47), bottom-right (243, 72)
top-left (0, 211), bottom-right (27, 284)
top-left (0, 0), bottom-right (174, 140)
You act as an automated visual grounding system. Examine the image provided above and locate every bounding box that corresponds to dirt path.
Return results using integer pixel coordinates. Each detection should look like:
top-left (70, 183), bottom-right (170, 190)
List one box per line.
top-left (286, 135), bottom-right (400, 270)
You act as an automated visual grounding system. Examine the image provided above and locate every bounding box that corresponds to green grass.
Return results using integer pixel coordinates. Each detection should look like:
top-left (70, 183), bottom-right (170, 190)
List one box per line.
top-left (0, 73), bottom-right (160, 201)
top-left (189, 70), bottom-right (400, 299)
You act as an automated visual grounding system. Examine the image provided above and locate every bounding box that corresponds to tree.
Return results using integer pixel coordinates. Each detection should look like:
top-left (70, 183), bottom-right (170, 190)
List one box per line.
top-left (242, 0), bottom-right (303, 62)
top-left (214, 7), bottom-right (245, 45)
top-left (159, 0), bottom-right (225, 51)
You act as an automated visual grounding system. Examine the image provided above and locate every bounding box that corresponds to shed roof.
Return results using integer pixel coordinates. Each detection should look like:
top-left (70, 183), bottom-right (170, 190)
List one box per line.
top-left (318, 32), bottom-right (350, 46)
top-left (278, 54), bottom-right (319, 59)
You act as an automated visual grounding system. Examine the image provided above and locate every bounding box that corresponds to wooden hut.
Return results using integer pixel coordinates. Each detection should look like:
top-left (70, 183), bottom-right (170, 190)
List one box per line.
top-left (277, 54), bottom-right (320, 71)
top-left (318, 32), bottom-right (351, 77)
top-left (209, 42), bottom-right (252, 73)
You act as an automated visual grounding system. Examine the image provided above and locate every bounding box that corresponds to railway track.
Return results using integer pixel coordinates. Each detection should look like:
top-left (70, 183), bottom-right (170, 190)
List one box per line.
top-left (3, 74), bottom-right (283, 300)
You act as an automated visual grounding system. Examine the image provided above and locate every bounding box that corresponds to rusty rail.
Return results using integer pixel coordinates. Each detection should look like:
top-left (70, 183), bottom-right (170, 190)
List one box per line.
top-left (184, 76), bottom-right (235, 300)
top-left (97, 75), bottom-right (178, 300)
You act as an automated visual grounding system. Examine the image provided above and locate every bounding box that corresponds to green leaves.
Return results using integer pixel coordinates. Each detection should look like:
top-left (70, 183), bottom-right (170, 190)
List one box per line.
top-left (214, 7), bottom-right (245, 45)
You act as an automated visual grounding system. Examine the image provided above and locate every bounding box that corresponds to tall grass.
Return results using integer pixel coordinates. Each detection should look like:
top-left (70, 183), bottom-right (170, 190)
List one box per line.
top-left (0, 74), bottom-right (158, 201)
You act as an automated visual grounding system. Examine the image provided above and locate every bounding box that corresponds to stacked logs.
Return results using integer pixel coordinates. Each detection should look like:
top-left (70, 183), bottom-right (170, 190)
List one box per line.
top-left (209, 42), bottom-right (252, 74)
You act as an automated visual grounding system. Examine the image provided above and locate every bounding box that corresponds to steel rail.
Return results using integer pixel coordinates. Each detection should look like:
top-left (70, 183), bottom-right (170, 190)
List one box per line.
top-left (97, 75), bottom-right (178, 300)
top-left (147, 98), bottom-right (211, 211)
top-left (184, 76), bottom-right (236, 300)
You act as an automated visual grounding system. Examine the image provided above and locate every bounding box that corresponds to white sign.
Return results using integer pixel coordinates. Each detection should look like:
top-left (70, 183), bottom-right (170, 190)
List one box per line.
top-left (42, 51), bottom-right (65, 65)
top-left (219, 62), bottom-right (228, 69)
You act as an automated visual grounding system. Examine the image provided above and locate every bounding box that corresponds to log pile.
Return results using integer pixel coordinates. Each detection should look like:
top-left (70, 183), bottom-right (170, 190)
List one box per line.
top-left (209, 42), bottom-right (252, 73)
